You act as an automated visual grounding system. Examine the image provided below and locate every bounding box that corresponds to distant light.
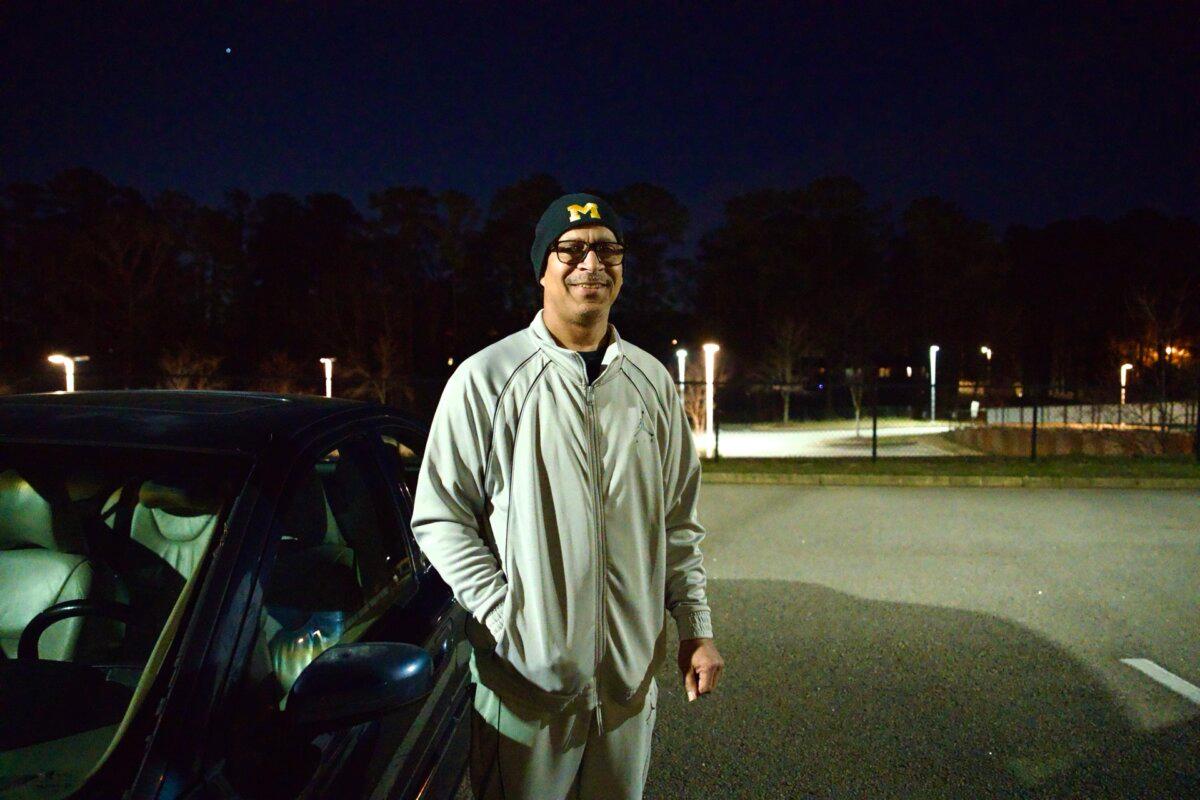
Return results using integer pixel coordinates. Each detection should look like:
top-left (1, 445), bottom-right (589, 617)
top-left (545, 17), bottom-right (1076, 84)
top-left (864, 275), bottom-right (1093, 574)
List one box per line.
top-left (320, 357), bottom-right (336, 398)
top-left (447, 357), bottom-right (454, 366)
top-left (671, 339), bottom-right (678, 345)
top-left (48, 353), bottom-right (88, 392)
top-left (929, 345), bottom-right (940, 421)
top-left (702, 343), bottom-right (720, 457)
top-left (906, 366), bottom-right (912, 378)
top-left (225, 47), bottom-right (232, 54)
top-left (1120, 363), bottom-right (1134, 413)
top-left (818, 384), bottom-right (823, 390)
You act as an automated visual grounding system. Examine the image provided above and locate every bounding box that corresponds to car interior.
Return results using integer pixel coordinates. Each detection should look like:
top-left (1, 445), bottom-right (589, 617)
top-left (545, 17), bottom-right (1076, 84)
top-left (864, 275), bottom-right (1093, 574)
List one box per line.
top-left (251, 453), bottom-right (401, 702)
top-left (0, 453), bottom-right (239, 798)
top-left (0, 439), bottom-right (416, 799)
top-left (218, 449), bottom-right (417, 800)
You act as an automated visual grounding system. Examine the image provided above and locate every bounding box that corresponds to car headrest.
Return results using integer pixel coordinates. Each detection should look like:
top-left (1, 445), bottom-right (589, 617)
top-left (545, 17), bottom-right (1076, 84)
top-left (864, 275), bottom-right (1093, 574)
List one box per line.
top-left (138, 480), bottom-right (223, 519)
top-left (0, 469), bottom-right (59, 550)
top-left (279, 472), bottom-right (328, 547)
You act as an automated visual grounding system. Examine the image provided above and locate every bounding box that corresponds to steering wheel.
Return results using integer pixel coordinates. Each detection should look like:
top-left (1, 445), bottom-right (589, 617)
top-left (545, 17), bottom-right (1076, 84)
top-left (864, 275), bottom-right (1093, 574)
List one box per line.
top-left (18, 599), bottom-right (136, 660)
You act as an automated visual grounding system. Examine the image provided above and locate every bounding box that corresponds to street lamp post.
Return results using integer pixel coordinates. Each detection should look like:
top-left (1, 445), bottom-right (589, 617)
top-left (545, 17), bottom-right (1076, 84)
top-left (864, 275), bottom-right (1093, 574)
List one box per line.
top-left (980, 346), bottom-right (992, 395)
top-left (675, 349), bottom-right (687, 401)
top-left (320, 358), bottom-right (336, 399)
top-left (47, 354), bottom-right (89, 393)
top-left (1119, 362), bottom-right (1133, 426)
top-left (929, 345), bottom-right (940, 422)
top-left (703, 343), bottom-right (720, 458)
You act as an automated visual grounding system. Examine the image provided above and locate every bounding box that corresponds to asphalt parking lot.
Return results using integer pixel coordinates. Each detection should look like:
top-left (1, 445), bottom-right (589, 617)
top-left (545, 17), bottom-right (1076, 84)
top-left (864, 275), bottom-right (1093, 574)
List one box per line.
top-left (461, 485), bottom-right (1200, 798)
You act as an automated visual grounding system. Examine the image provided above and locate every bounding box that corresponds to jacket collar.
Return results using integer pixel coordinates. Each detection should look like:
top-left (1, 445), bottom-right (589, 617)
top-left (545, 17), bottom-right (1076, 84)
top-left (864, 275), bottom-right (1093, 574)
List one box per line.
top-left (528, 308), bottom-right (625, 385)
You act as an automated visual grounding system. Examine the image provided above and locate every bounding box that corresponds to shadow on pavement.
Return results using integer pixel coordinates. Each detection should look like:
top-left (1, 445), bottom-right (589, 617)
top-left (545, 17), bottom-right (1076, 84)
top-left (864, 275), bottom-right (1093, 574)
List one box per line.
top-left (1026, 714), bottom-right (1200, 798)
top-left (645, 579), bottom-right (1199, 799)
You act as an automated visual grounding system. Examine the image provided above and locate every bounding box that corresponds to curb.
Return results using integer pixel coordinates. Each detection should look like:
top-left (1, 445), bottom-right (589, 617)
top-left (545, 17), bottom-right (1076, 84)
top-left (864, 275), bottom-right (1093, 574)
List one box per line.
top-left (701, 472), bottom-right (1200, 489)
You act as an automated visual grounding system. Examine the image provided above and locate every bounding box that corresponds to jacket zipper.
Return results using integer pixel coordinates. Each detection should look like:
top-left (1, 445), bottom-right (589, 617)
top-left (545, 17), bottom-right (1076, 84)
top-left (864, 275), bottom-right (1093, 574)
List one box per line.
top-left (585, 382), bottom-right (608, 681)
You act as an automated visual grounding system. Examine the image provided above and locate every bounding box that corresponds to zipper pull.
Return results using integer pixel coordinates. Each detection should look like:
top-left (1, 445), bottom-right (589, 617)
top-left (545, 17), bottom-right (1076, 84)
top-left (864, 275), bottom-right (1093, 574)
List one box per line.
top-left (586, 385), bottom-right (594, 404)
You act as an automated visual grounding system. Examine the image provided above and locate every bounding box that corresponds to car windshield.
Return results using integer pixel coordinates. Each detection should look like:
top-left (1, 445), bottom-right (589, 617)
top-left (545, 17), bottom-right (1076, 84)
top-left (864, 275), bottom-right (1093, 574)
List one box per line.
top-left (0, 443), bottom-right (249, 799)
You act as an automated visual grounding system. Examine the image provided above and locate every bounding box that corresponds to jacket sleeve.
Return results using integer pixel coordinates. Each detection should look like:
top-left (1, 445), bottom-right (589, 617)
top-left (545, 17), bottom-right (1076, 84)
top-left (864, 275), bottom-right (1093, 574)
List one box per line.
top-left (662, 377), bottom-right (714, 641)
top-left (411, 365), bottom-right (508, 644)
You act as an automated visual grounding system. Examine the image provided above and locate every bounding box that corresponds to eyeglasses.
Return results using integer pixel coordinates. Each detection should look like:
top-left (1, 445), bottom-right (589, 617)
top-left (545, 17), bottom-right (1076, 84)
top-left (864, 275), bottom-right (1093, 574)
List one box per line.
top-left (551, 240), bottom-right (626, 267)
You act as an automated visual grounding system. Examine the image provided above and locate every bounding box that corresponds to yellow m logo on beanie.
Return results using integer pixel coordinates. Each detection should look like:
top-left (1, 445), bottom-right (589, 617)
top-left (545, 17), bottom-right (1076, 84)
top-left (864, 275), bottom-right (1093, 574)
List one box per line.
top-left (567, 203), bottom-right (601, 222)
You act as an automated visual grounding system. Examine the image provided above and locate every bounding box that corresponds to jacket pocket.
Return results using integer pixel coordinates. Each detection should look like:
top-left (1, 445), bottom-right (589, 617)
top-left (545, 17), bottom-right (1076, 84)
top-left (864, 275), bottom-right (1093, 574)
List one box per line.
top-left (491, 575), bottom-right (521, 663)
top-left (465, 590), bottom-right (510, 652)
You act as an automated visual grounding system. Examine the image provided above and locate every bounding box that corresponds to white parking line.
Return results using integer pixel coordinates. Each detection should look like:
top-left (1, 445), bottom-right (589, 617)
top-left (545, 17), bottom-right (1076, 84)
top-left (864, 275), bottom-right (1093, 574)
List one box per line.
top-left (1120, 658), bottom-right (1200, 705)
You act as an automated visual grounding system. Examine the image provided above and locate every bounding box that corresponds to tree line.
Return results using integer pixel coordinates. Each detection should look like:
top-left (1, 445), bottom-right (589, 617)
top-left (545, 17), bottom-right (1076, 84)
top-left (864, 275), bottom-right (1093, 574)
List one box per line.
top-left (2, 167), bottom-right (1196, 413)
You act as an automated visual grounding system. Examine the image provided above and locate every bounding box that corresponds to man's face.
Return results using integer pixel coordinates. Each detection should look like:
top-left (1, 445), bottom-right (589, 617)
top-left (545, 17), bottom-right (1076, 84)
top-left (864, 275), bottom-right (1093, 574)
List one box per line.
top-left (540, 224), bottom-right (623, 323)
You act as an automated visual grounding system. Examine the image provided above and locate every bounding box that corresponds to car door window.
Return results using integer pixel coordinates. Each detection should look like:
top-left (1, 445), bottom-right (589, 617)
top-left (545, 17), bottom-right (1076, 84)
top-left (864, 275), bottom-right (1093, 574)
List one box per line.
top-left (219, 436), bottom-right (421, 798)
top-left (377, 428), bottom-right (427, 571)
top-left (378, 430), bottom-right (420, 502)
top-left (252, 435), bottom-right (417, 701)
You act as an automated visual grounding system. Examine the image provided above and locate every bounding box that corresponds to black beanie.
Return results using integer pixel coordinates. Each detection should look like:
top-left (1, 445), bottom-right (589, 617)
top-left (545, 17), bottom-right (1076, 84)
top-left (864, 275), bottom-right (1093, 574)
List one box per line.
top-left (530, 193), bottom-right (624, 283)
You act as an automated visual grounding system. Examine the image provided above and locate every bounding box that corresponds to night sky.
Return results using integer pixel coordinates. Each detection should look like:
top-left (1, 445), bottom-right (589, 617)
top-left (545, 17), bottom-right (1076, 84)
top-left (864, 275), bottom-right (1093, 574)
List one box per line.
top-left (3, 3), bottom-right (1197, 240)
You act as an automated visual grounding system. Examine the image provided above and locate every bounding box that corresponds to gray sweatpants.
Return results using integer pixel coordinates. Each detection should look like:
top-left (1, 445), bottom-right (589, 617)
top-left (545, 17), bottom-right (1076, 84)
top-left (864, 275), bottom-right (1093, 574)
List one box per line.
top-left (468, 657), bottom-right (658, 800)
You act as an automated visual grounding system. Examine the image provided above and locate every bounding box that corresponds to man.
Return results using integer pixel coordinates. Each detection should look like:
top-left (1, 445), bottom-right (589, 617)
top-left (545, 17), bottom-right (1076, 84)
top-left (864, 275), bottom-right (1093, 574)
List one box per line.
top-left (411, 192), bottom-right (724, 799)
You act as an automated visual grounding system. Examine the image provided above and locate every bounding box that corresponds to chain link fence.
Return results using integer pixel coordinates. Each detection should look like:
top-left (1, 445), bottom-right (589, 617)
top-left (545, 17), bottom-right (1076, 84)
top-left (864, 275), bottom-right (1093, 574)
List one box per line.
top-left (953, 378), bottom-right (1199, 459)
top-left (688, 374), bottom-right (1200, 460)
top-left (690, 376), bottom-right (957, 460)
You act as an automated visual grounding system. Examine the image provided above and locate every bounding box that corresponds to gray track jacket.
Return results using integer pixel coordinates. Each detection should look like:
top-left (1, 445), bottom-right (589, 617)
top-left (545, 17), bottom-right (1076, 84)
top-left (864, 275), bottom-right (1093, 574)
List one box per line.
top-left (411, 309), bottom-right (712, 726)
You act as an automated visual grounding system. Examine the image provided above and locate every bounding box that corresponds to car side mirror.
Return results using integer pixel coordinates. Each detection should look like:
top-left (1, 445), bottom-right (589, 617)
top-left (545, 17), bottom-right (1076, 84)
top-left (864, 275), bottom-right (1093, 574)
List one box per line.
top-left (284, 642), bottom-right (433, 733)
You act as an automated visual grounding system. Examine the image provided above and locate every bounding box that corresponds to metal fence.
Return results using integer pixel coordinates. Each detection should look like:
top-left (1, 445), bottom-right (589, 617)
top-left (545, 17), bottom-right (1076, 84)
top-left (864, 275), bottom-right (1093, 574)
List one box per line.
top-left (950, 380), bottom-right (1199, 460)
top-left (693, 376), bottom-right (1200, 461)
top-left (691, 377), bottom-right (954, 461)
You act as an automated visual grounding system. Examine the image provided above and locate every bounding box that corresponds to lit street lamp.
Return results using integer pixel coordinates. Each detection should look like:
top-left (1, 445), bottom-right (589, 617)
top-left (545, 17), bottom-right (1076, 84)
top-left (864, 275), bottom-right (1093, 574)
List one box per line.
top-left (703, 343), bottom-right (720, 457)
top-left (1118, 362), bottom-right (1133, 425)
top-left (320, 357), bottom-right (336, 398)
top-left (929, 345), bottom-right (940, 422)
top-left (675, 349), bottom-right (687, 401)
top-left (979, 345), bottom-right (993, 400)
top-left (47, 354), bottom-right (89, 393)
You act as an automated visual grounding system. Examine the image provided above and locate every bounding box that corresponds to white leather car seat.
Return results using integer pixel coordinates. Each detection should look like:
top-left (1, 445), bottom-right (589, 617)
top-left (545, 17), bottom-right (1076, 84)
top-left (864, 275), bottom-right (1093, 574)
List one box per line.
top-left (0, 469), bottom-right (96, 660)
top-left (129, 481), bottom-right (221, 580)
top-left (100, 480), bottom-right (222, 660)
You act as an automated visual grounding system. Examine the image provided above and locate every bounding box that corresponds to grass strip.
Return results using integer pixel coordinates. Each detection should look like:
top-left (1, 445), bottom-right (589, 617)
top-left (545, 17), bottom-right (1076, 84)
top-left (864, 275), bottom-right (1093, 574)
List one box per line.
top-left (699, 455), bottom-right (1200, 479)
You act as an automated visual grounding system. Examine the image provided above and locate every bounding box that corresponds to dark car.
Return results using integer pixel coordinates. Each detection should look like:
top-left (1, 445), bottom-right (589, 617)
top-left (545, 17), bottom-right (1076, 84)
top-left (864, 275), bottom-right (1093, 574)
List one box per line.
top-left (0, 391), bottom-right (471, 800)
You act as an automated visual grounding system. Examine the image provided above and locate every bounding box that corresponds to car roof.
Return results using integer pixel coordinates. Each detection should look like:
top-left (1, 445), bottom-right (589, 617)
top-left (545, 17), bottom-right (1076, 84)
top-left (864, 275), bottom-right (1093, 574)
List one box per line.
top-left (0, 390), bottom-right (414, 455)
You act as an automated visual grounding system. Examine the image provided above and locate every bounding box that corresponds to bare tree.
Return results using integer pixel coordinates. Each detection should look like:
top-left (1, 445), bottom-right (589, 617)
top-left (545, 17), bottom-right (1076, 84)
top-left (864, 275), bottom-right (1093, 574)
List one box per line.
top-left (342, 332), bottom-right (415, 408)
top-left (678, 352), bottom-right (734, 436)
top-left (680, 359), bottom-right (706, 435)
top-left (750, 316), bottom-right (815, 423)
top-left (1126, 283), bottom-right (1197, 449)
top-left (256, 351), bottom-right (306, 395)
top-left (159, 348), bottom-right (225, 390)
top-left (79, 205), bottom-right (177, 387)
top-left (845, 366), bottom-right (866, 435)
